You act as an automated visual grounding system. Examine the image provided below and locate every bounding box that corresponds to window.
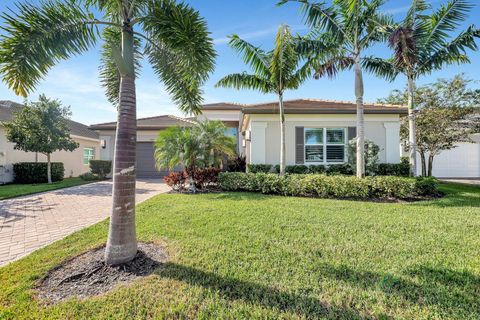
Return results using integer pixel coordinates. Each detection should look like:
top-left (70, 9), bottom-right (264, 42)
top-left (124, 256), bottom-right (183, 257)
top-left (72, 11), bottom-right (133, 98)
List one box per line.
top-left (83, 147), bottom-right (95, 165)
top-left (305, 128), bottom-right (346, 163)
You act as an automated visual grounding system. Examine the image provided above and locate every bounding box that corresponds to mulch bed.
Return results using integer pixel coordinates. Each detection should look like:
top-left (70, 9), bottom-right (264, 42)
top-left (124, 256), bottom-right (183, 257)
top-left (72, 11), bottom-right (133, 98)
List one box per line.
top-left (36, 243), bottom-right (168, 303)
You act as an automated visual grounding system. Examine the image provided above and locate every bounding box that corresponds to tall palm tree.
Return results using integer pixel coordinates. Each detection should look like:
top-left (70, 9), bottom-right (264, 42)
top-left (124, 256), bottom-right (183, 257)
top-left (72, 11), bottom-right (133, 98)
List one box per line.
top-left (279, 0), bottom-right (392, 178)
top-left (0, 0), bottom-right (215, 265)
top-left (364, 0), bottom-right (479, 176)
top-left (216, 25), bottom-right (313, 176)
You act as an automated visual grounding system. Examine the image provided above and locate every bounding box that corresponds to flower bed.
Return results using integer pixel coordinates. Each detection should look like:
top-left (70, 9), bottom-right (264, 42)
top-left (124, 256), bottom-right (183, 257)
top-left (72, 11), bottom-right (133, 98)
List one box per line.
top-left (218, 172), bottom-right (439, 200)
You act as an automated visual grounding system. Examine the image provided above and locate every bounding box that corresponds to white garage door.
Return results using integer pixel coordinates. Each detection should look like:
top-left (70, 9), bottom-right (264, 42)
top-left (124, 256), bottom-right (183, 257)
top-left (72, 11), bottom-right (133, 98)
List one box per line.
top-left (416, 137), bottom-right (480, 178)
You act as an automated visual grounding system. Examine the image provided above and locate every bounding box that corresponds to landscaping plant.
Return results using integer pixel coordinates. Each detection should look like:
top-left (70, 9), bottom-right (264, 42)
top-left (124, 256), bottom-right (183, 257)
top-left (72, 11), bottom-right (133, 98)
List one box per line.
top-left (4, 95), bottom-right (78, 184)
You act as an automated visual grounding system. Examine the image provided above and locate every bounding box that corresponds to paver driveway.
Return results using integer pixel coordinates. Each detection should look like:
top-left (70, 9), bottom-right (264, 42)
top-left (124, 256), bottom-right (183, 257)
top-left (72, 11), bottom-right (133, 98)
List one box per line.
top-left (0, 179), bottom-right (169, 266)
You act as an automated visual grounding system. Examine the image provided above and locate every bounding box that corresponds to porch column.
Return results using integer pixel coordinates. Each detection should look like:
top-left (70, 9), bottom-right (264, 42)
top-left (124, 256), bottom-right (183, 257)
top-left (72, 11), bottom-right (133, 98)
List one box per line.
top-left (383, 122), bottom-right (401, 163)
top-left (250, 122), bottom-right (267, 164)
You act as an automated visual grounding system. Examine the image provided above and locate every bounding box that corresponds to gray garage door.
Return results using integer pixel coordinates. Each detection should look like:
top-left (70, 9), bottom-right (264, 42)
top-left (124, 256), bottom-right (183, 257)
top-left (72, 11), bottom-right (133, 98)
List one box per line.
top-left (136, 142), bottom-right (165, 178)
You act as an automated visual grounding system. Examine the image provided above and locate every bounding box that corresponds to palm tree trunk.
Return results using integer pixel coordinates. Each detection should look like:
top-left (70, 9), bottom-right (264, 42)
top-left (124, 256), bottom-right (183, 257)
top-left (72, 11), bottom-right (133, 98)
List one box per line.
top-left (105, 25), bottom-right (137, 266)
top-left (46, 153), bottom-right (52, 184)
top-left (407, 76), bottom-right (417, 177)
top-left (354, 57), bottom-right (365, 178)
top-left (278, 92), bottom-right (286, 176)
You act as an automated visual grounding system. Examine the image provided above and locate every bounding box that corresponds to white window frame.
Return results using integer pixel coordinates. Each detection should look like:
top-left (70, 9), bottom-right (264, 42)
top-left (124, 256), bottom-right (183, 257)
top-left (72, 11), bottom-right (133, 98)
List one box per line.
top-left (83, 147), bottom-right (95, 165)
top-left (304, 127), bottom-right (347, 165)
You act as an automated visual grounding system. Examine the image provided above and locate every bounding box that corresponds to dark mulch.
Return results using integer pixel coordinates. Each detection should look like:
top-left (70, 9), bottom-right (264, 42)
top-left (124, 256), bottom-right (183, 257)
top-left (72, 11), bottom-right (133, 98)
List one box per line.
top-left (36, 243), bottom-right (168, 303)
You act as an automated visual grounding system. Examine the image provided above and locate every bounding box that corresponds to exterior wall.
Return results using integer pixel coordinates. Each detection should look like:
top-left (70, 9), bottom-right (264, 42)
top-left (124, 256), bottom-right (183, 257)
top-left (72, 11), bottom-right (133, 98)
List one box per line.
top-left (244, 114), bottom-right (401, 166)
top-left (0, 126), bottom-right (100, 183)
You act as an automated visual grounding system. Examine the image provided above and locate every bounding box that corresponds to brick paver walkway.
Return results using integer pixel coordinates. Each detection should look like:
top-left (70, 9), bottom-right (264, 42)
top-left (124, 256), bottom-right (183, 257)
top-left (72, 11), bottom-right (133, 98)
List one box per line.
top-left (0, 179), bottom-right (169, 266)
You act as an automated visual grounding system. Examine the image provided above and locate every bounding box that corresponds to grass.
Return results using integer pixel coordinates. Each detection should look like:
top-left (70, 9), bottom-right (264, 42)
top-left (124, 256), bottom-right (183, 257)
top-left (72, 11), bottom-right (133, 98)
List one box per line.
top-left (0, 177), bottom-right (93, 200)
top-left (0, 182), bottom-right (479, 319)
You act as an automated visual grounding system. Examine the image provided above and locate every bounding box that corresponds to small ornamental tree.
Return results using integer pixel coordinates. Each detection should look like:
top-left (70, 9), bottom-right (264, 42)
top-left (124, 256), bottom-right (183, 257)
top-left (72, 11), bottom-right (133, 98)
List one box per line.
top-left (3, 95), bottom-right (79, 184)
top-left (347, 138), bottom-right (380, 176)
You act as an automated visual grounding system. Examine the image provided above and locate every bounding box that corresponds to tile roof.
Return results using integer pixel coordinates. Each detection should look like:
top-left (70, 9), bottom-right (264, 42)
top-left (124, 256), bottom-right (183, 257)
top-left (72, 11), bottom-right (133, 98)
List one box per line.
top-left (0, 100), bottom-right (99, 140)
top-left (90, 114), bottom-right (195, 130)
top-left (241, 99), bottom-right (408, 114)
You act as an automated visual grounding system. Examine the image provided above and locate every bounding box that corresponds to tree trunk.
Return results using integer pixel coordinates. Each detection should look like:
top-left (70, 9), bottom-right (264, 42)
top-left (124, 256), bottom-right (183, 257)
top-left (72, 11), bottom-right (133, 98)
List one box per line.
top-left (354, 57), bottom-right (365, 178)
top-left (420, 151), bottom-right (426, 177)
top-left (407, 76), bottom-right (417, 177)
top-left (105, 25), bottom-right (138, 266)
top-left (46, 153), bottom-right (52, 184)
top-left (278, 92), bottom-right (286, 176)
top-left (427, 153), bottom-right (434, 177)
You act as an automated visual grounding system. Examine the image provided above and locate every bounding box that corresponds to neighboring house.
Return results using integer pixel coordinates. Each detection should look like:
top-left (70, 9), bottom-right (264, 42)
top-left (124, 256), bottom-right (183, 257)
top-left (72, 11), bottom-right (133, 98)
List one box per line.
top-left (90, 115), bottom-right (195, 177)
top-left (0, 101), bottom-right (100, 184)
top-left (91, 99), bottom-right (408, 176)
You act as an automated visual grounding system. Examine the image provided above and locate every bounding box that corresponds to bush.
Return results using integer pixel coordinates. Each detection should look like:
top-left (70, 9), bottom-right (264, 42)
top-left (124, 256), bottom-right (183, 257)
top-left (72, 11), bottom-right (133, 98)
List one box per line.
top-left (79, 172), bottom-right (103, 181)
top-left (347, 139), bottom-right (380, 175)
top-left (13, 162), bottom-right (64, 183)
top-left (414, 176), bottom-right (439, 196)
top-left (218, 172), bottom-right (438, 200)
top-left (193, 167), bottom-right (222, 189)
top-left (246, 164), bottom-right (273, 173)
top-left (225, 156), bottom-right (246, 172)
top-left (164, 171), bottom-right (187, 191)
top-left (285, 165), bottom-right (309, 174)
top-left (89, 160), bottom-right (112, 178)
top-left (326, 164), bottom-right (354, 175)
top-left (376, 158), bottom-right (410, 177)
top-left (308, 165), bottom-right (326, 174)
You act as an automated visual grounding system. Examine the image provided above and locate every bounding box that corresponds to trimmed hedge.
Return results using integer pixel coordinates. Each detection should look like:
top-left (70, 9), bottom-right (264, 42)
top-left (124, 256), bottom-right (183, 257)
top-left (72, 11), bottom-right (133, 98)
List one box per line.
top-left (218, 172), bottom-right (438, 200)
top-left (13, 162), bottom-right (64, 183)
top-left (89, 160), bottom-right (112, 178)
top-left (376, 158), bottom-right (410, 177)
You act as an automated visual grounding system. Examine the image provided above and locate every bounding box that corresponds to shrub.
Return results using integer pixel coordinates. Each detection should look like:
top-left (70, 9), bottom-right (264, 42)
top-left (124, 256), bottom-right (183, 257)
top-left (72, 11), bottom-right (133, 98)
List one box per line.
top-left (347, 139), bottom-right (380, 175)
top-left (218, 172), bottom-right (438, 200)
top-left (13, 162), bottom-right (64, 183)
top-left (246, 164), bottom-right (272, 173)
top-left (225, 156), bottom-right (246, 172)
top-left (414, 176), bottom-right (439, 196)
top-left (326, 164), bottom-right (354, 175)
top-left (376, 158), bottom-right (410, 177)
top-left (89, 160), bottom-right (112, 178)
top-left (164, 171), bottom-right (187, 191)
top-left (308, 165), bottom-right (326, 174)
top-left (193, 167), bottom-right (222, 189)
top-left (285, 165), bottom-right (309, 174)
top-left (79, 172), bottom-right (102, 181)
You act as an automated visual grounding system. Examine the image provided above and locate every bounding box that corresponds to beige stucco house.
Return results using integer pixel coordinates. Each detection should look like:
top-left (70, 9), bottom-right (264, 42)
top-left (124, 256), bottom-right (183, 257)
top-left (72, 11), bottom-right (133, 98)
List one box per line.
top-left (91, 99), bottom-right (408, 177)
top-left (0, 101), bottom-right (100, 183)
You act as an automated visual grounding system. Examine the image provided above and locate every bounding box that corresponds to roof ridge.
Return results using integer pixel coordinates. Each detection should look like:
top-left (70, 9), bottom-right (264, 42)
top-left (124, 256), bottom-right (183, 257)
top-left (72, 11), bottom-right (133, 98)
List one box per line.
top-left (242, 98), bottom-right (406, 108)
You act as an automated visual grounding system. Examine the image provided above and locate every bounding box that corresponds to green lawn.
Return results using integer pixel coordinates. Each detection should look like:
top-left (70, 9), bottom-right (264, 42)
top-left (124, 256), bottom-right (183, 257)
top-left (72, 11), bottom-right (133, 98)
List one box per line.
top-left (0, 177), bottom-right (93, 200)
top-left (0, 183), bottom-right (479, 319)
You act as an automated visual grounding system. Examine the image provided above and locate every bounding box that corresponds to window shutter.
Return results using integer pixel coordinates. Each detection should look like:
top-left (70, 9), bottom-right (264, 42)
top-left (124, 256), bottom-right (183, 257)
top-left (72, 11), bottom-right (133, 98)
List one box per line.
top-left (348, 127), bottom-right (357, 141)
top-left (295, 127), bottom-right (304, 164)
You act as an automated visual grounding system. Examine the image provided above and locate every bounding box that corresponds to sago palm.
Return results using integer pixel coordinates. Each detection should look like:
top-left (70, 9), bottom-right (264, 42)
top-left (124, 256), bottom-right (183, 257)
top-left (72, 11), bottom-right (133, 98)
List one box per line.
top-left (364, 0), bottom-right (480, 176)
top-left (216, 25), bottom-right (313, 176)
top-left (0, 0), bottom-right (215, 265)
top-left (279, 0), bottom-right (393, 178)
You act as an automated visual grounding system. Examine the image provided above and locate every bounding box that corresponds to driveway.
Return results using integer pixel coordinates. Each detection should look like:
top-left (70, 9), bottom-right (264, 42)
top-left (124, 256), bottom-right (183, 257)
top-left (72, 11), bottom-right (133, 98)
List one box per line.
top-left (0, 179), bottom-right (169, 266)
top-left (440, 179), bottom-right (480, 185)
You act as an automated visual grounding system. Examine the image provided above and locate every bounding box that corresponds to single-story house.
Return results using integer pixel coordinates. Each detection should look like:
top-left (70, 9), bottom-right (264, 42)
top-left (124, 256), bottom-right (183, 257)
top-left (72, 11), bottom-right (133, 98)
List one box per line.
top-left (91, 99), bottom-right (408, 176)
top-left (0, 101), bottom-right (100, 184)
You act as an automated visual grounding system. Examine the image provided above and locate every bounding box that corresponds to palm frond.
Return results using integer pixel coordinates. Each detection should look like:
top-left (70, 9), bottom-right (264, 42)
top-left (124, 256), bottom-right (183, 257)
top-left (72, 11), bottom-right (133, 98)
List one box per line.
top-left (313, 55), bottom-right (354, 79)
top-left (361, 56), bottom-right (398, 81)
top-left (417, 25), bottom-right (480, 76)
top-left (422, 0), bottom-right (473, 51)
top-left (99, 27), bottom-right (142, 107)
top-left (388, 27), bottom-right (417, 72)
top-left (140, 0), bottom-right (216, 115)
top-left (271, 25), bottom-right (299, 91)
top-left (0, 1), bottom-right (99, 97)
top-left (215, 73), bottom-right (273, 93)
top-left (228, 35), bottom-right (270, 77)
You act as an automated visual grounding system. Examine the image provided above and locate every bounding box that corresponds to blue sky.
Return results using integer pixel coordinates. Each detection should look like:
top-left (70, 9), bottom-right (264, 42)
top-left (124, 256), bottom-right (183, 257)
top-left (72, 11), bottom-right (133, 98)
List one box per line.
top-left (0, 0), bottom-right (479, 125)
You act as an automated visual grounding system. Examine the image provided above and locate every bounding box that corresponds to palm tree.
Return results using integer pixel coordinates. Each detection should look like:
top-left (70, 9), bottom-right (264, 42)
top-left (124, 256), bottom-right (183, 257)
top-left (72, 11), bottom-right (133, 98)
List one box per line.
top-left (0, 0), bottom-right (215, 265)
top-left (279, 0), bottom-right (392, 178)
top-left (154, 121), bottom-right (235, 192)
top-left (216, 25), bottom-right (313, 176)
top-left (364, 0), bottom-right (480, 176)
top-left (196, 120), bottom-right (237, 167)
